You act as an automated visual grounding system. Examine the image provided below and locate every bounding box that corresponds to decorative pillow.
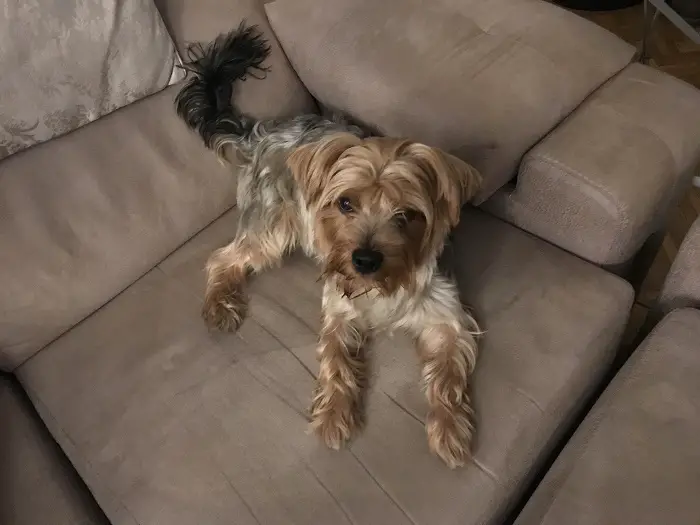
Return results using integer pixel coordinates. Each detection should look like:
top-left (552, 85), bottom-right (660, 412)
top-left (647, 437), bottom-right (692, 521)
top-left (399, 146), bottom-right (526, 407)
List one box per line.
top-left (265, 0), bottom-right (635, 202)
top-left (0, 0), bottom-right (183, 160)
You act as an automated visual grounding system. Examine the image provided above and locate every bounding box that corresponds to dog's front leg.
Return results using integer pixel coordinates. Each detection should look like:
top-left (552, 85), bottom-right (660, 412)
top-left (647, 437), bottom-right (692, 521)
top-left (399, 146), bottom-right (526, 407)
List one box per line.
top-left (203, 207), bottom-right (299, 332)
top-left (310, 294), bottom-right (368, 450)
top-left (202, 236), bottom-right (280, 333)
top-left (412, 277), bottom-right (480, 468)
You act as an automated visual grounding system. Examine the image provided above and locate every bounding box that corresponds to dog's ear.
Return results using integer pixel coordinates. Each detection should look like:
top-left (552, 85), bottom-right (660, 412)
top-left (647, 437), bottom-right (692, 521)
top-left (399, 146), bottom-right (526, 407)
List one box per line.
top-left (404, 144), bottom-right (482, 228)
top-left (287, 133), bottom-right (363, 205)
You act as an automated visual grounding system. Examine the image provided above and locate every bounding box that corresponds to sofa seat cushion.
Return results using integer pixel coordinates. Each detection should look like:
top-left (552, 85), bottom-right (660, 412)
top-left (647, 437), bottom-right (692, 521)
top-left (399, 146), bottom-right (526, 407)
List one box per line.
top-left (515, 308), bottom-right (700, 525)
top-left (17, 209), bottom-right (633, 525)
top-left (0, 85), bottom-right (236, 371)
top-left (0, 0), bottom-right (183, 160)
top-left (264, 0), bottom-right (635, 201)
top-left (0, 375), bottom-right (108, 525)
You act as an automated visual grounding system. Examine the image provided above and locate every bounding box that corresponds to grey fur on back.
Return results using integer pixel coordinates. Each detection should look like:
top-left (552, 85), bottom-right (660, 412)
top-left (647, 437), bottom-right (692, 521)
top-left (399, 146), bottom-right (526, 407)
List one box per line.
top-left (174, 23), bottom-right (368, 251)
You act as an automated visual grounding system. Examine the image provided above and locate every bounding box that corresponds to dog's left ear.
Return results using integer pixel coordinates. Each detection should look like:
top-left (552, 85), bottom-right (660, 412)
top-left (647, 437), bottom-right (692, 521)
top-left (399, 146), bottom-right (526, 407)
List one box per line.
top-left (405, 144), bottom-right (482, 228)
top-left (287, 133), bottom-right (363, 205)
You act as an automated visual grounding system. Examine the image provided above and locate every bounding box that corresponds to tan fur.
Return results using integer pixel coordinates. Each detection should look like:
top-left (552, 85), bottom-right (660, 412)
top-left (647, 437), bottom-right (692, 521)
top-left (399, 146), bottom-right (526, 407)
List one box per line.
top-left (309, 313), bottom-right (368, 449)
top-left (204, 132), bottom-right (483, 467)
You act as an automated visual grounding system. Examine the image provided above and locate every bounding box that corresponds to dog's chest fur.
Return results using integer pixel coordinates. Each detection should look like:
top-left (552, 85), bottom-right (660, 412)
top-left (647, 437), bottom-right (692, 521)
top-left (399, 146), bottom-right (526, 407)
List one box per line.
top-left (323, 265), bottom-right (450, 334)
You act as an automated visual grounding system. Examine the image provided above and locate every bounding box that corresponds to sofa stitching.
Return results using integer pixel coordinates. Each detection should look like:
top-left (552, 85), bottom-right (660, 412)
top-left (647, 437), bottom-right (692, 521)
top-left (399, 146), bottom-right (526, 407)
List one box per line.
top-left (533, 153), bottom-right (627, 222)
top-left (526, 152), bottom-right (628, 263)
top-left (513, 387), bottom-right (544, 413)
top-left (346, 448), bottom-right (419, 525)
top-left (381, 390), bottom-right (501, 483)
top-left (472, 457), bottom-right (500, 484)
top-left (499, 156), bottom-right (620, 263)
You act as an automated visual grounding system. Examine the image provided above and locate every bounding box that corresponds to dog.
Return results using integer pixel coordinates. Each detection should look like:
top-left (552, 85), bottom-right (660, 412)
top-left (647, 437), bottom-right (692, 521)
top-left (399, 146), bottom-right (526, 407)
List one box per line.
top-left (175, 23), bottom-right (483, 468)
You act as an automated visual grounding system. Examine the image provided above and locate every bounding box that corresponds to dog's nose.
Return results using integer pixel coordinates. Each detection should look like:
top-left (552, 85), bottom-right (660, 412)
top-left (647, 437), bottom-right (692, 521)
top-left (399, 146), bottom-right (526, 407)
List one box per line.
top-left (351, 248), bottom-right (384, 275)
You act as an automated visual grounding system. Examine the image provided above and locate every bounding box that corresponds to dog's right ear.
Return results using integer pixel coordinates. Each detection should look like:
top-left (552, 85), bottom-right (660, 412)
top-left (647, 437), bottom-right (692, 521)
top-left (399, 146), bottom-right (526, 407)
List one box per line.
top-left (287, 133), bottom-right (362, 205)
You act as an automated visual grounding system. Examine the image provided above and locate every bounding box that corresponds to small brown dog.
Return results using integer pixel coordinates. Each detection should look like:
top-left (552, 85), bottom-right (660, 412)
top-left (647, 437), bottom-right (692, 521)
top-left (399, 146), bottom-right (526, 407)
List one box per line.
top-left (176, 24), bottom-right (482, 468)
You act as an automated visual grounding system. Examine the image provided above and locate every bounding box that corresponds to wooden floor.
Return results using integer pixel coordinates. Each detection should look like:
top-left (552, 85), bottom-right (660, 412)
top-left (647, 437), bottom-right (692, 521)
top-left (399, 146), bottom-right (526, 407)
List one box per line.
top-left (566, 3), bottom-right (700, 307)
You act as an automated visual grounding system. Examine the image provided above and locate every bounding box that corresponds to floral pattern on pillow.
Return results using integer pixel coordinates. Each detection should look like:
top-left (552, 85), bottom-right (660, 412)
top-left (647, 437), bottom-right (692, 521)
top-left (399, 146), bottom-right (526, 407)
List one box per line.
top-left (0, 0), bottom-right (183, 160)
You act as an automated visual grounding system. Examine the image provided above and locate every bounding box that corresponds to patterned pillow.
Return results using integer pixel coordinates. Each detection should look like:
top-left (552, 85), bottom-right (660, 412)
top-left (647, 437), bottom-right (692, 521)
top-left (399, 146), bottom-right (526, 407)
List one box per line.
top-left (0, 0), bottom-right (183, 160)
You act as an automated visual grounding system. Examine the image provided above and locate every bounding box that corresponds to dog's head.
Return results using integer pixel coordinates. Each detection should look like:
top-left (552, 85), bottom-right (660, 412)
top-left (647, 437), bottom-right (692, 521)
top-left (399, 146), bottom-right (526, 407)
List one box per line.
top-left (287, 133), bottom-right (482, 297)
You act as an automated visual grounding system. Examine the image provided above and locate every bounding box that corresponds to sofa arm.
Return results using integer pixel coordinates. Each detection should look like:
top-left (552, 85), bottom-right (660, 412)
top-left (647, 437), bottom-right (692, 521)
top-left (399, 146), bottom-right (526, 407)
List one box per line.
top-left (0, 375), bottom-right (109, 524)
top-left (659, 217), bottom-right (700, 312)
top-left (154, 0), bottom-right (316, 119)
top-left (482, 63), bottom-right (700, 266)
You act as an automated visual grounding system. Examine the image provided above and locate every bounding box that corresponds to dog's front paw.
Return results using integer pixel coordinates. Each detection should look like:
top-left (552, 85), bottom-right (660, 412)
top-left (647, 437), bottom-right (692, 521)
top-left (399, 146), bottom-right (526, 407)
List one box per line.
top-left (309, 388), bottom-right (362, 450)
top-left (426, 404), bottom-right (473, 469)
top-left (202, 282), bottom-right (248, 332)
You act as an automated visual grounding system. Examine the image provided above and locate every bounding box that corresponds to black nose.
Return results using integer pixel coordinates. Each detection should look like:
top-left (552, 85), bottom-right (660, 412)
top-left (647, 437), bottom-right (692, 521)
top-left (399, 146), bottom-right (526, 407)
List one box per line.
top-left (351, 248), bottom-right (384, 275)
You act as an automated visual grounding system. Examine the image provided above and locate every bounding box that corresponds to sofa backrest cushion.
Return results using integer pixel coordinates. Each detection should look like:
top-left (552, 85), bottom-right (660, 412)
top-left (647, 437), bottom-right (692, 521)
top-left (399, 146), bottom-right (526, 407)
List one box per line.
top-left (0, 0), bottom-right (321, 372)
top-left (0, 85), bottom-right (237, 371)
top-left (154, 0), bottom-right (318, 119)
top-left (0, 0), bottom-right (183, 160)
top-left (264, 0), bottom-right (635, 202)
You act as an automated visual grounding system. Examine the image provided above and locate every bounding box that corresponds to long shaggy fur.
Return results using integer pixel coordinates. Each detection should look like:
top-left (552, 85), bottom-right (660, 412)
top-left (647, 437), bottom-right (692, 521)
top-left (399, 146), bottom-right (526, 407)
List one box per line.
top-left (175, 23), bottom-right (483, 469)
top-left (175, 21), bottom-right (364, 158)
top-left (175, 22), bottom-right (269, 147)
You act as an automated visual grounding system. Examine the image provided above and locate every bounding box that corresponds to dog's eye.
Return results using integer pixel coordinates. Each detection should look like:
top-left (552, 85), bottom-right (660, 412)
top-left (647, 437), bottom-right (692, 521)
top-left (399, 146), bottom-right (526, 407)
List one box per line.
top-left (395, 209), bottom-right (418, 227)
top-left (337, 197), bottom-right (354, 213)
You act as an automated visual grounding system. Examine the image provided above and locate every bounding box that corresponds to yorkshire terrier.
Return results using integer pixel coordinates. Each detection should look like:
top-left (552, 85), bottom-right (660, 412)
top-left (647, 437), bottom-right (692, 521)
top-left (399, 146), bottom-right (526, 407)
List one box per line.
top-left (175, 23), bottom-right (483, 468)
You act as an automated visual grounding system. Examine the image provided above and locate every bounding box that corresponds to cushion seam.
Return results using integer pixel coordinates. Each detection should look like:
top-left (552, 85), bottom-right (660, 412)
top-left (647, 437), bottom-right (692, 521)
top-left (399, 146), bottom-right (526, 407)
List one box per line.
top-left (527, 152), bottom-right (627, 263)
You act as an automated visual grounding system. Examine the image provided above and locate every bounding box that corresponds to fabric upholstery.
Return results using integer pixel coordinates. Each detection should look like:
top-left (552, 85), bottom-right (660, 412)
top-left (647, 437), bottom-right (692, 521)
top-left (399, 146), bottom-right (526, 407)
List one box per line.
top-left (484, 63), bottom-right (700, 266)
top-left (0, 0), bottom-right (183, 160)
top-left (18, 208), bottom-right (633, 525)
top-left (659, 217), bottom-right (700, 312)
top-left (154, 0), bottom-right (317, 119)
top-left (264, 0), bottom-right (634, 202)
top-left (0, 375), bottom-right (109, 525)
top-left (0, 85), bottom-right (236, 371)
top-left (515, 308), bottom-right (700, 525)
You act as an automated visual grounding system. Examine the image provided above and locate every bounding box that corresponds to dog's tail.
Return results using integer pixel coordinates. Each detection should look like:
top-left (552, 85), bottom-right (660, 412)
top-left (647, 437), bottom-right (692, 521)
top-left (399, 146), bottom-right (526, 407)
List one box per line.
top-left (175, 22), bottom-right (270, 151)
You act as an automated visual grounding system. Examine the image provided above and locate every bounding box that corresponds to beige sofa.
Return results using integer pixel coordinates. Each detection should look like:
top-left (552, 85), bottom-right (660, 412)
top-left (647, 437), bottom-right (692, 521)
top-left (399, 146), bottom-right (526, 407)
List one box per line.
top-left (1, 1), bottom-right (700, 524)
top-left (516, 217), bottom-right (700, 525)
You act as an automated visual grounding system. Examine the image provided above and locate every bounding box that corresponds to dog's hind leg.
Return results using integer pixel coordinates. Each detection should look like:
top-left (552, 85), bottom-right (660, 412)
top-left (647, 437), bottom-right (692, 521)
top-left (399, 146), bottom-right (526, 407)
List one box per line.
top-left (201, 203), bottom-right (300, 332)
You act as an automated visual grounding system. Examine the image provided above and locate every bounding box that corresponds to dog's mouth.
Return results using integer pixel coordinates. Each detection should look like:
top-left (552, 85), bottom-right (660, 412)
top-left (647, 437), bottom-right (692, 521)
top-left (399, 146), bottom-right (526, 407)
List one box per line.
top-left (341, 276), bottom-right (387, 300)
top-left (319, 244), bottom-right (415, 299)
top-left (320, 264), bottom-right (402, 300)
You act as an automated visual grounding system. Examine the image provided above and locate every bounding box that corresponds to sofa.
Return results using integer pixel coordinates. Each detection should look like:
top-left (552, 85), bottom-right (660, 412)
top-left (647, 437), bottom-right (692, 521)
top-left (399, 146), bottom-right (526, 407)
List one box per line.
top-left (1, 1), bottom-right (700, 524)
top-left (515, 217), bottom-right (700, 525)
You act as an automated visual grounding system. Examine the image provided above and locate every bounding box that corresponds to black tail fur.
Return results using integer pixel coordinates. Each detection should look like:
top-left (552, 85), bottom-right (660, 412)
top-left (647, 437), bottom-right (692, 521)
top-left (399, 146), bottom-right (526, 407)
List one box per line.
top-left (175, 22), bottom-right (271, 149)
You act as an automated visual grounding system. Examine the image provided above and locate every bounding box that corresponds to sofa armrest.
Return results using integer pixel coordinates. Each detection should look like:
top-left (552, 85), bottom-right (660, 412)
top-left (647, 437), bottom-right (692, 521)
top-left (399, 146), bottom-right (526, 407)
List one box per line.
top-left (0, 375), bottom-right (109, 525)
top-left (154, 0), bottom-right (316, 118)
top-left (659, 217), bottom-right (700, 312)
top-left (482, 63), bottom-right (700, 266)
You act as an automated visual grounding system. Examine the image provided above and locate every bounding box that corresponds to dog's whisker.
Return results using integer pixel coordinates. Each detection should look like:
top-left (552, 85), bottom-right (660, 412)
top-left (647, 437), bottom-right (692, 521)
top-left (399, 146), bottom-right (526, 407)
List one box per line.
top-left (354, 288), bottom-right (371, 300)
